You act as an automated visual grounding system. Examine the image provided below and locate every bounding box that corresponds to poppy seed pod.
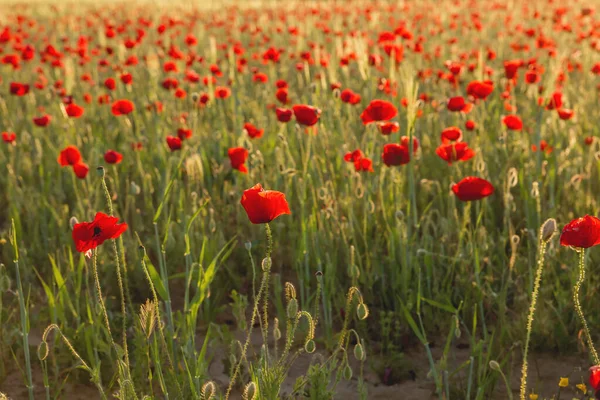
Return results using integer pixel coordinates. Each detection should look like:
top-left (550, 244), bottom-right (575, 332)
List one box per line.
top-left (96, 166), bottom-right (105, 177)
top-left (69, 216), bottom-right (79, 229)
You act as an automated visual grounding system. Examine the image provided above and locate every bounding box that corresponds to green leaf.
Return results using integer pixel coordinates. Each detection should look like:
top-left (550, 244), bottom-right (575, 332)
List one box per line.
top-left (145, 258), bottom-right (168, 301)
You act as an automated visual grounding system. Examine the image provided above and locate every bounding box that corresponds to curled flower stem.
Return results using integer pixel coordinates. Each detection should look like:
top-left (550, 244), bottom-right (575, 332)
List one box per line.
top-left (519, 238), bottom-right (548, 400)
top-left (574, 250), bottom-right (600, 365)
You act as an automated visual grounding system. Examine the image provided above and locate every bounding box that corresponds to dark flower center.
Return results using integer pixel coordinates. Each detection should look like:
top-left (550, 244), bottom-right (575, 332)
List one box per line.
top-left (93, 226), bottom-right (102, 237)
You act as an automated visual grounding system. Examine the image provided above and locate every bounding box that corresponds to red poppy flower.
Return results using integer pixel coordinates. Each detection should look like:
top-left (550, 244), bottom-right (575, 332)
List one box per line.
top-left (292, 104), bottom-right (321, 126)
top-left (557, 109), bottom-right (574, 120)
top-left (502, 115), bottom-right (523, 130)
top-left (465, 120), bottom-right (476, 131)
top-left (441, 127), bottom-right (463, 143)
top-left (466, 80), bottom-right (494, 100)
top-left (58, 145), bottom-right (82, 166)
top-left (33, 114), bottom-right (51, 127)
top-left (228, 147), bottom-right (249, 173)
top-left (253, 72), bottom-right (268, 83)
top-left (276, 87), bottom-right (288, 104)
top-left (360, 100), bottom-right (397, 124)
top-left (378, 121), bottom-right (399, 135)
top-left (382, 143), bottom-right (411, 166)
top-left (174, 88), bottom-right (186, 99)
top-left (545, 91), bottom-right (563, 110)
top-left (240, 183), bottom-right (291, 224)
top-left (177, 128), bottom-right (192, 140)
top-left (436, 142), bottom-right (475, 165)
top-left (104, 78), bottom-right (116, 90)
top-left (215, 86), bottom-right (231, 99)
top-left (276, 107), bottom-right (292, 122)
top-left (166, 136), bottom-right (182, 151)
top-left (452, 177), bottom-right (494, 201)
top-left (73, 162), bottom-right (89, 179)
top-left (585, 137), bottom-right (595, 146)
top-left (344, 149), bottom-right (364, 162)
top-left (120, 73), bottom-right (133, 85)
top-left (10, 82), bottom-right (29, 96)
top-left (111, 99), bottom-right (135, 116)
top-left (72, 212), bottom-right (128, 254)
top-left (104, 150), bottom-right (123, 164)
top-left (504, 59), bottom-right (522, 80)
top-left (447, 96), bottom-right (473, 113)
top-left (560, 215), bottom-right (600, 249)
top-left (354, 157), bottom-right (374, 172)
top-left (400, 136), bottom-right (420, 152)
top-left (65, 103), bottom-right (84, 118)
top-left (590, 366), bottom-right (600, 392)
top-left (244, 122), bottom-right (264, 139)
top-left (2, 132), bottom-right (16, 143)
top-left (340, 89), bottom-right (361, 105)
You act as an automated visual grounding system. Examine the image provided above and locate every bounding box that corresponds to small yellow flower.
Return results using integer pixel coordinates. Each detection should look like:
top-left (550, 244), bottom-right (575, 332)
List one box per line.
top-left (528, 394), bottom-right (538, 400)
top-left (576, 383), bottom-right (587, 393)
top-left (558, 377), bottom-right (569, 387)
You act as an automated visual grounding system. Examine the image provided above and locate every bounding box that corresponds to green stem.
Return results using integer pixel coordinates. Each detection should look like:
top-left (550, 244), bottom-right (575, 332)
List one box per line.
top-left (12, 220), bottom-right (34, 400)
top-left (519, 240), bottom-right (548, 400)
top-left (574, 250), bottom-right (600, 365)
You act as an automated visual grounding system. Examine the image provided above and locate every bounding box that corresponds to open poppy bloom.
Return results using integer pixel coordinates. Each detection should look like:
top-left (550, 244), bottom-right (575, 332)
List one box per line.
top-left (447, 96), bottom-right (473, 113)
top-left (10, 82), bottom-right (29, 96)
top-left (441, 127), bottom-right (463, 143)
top-left (244, 122), bottom-right (264, 139)
top-left (2, 132), bottom-right (16, 143)
top-left (452, 177), bottom-right (494, 201)
top-left (58, 145), bottom-right (82, 166)
top-left (241, 183), bottom-right (291, 224)
top-left (104, 150), bottom-right (123, 164)
top-left (65, 103), bottom-right (84, 118)
top-left (292, 104), bottom-right (321, 126)
top-left (378, 121), bottom-right (399, 135)
top-left (166, 136), bottom-right (182, 151)
top-left (557, 109), bottom-right (574, 120)
top-left (382, 143), bottom-right (411, 166)
top-left (436, 142), bottom-right (475, 164)
top-left (73, 162), bottom-right (89, 179)
top-left (360, 100), bottom-right (397, 124)
top-left (177, 128), bottom-right (192, 140)
top-left (560, 215), bottom-right (600, 249)
top-left (340, 89), bottom-right (361, 105)
top-left (33, 114), bottom-right (51, 127)
top-left (465, 120), bottom-right (476, 131)
top-left (502, 114), bottom-right (523, 130)
top-left (111, 99), bottom-right (135, 116)
top-left (72, 212), bottom-right (128, 255)
top-left (228, 147), bottom-right (249, 173)
top-left (590, 366), bottom-right (600, 392)
top-left (466, 80), bottom-right (494, 100)
top-left (276, 107), bottom-right (292, 122)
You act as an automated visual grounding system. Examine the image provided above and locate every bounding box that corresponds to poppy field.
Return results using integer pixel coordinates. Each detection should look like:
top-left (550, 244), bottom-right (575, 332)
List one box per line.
top-left (2, 0), bottom-right (600, 399)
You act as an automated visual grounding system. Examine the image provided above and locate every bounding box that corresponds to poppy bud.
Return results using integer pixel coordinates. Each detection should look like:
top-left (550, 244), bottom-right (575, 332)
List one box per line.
top-left (315, 271), bottom-right (323, 283)
top-left (96, 166), bottom-right (105, 177)
top-left (191, 92), bottom-right (199, 102)
top-left (201, 381), bottom-right (216, 400)
top-left (130, 181), bottom-right (141, 195)
top-left (343, 364), bottom-right (353, 380)
top-left (261, 257), bottom-right (272, 272)
top-left (69, 216), bottom-right (79, 229)
top-left (540, 218), bottom-right (557, 242)
top-left (354, 342), bottom-right (365, 361)
top-left (356, 302), bottom-right (369, 320)
top-left (489, 360), bottom-right (501, 371)
top-left (37, 340), bottom-right (48, 361)
top-left (243, 382), bottom-right (256, 400)
top-left (138, 245), bottom-right (146, 257)
top-left (304, 339), bottom-right (316, 353)
top-left (287, 298), bottom-right (298, 319)
top-left (245, 241), bottom-right (252, 251)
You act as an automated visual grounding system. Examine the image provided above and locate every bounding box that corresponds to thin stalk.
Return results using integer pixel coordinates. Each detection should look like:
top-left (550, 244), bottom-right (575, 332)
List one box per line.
top-left (573, 249), bottom-right (600, 365)
top-left (12, 220), bottom-right (34, 400)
